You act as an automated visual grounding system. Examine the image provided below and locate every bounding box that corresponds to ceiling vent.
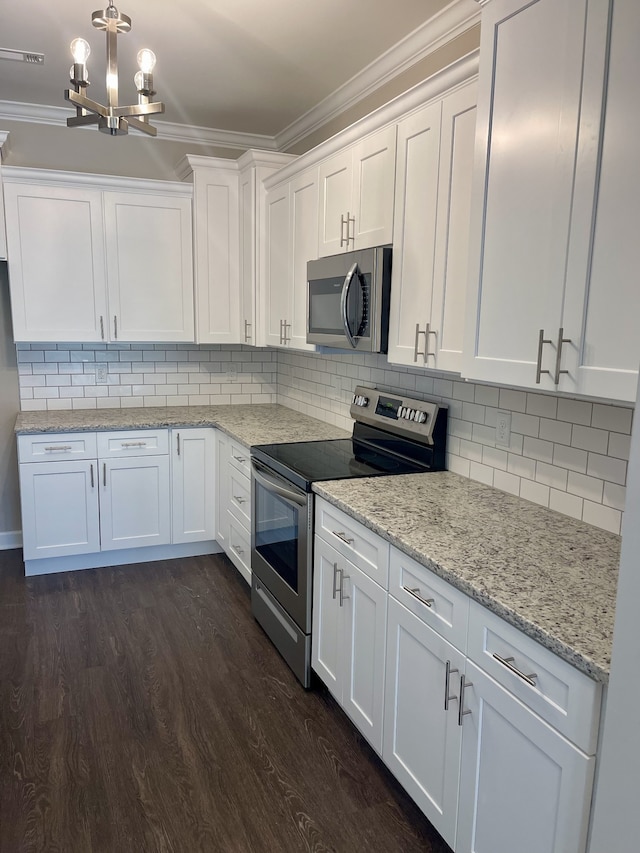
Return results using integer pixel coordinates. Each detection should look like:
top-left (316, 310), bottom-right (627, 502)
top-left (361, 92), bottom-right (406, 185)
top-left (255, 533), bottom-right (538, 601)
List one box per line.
top-left (0, 48), bottom-right (45, 65)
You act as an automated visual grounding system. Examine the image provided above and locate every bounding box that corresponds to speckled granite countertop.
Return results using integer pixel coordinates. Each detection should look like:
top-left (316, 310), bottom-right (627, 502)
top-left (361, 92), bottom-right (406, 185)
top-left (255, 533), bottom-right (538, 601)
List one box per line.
top-left (14, 405), bottom-right (350, 448)
top-left (314, 472), bottom-right (620, 683)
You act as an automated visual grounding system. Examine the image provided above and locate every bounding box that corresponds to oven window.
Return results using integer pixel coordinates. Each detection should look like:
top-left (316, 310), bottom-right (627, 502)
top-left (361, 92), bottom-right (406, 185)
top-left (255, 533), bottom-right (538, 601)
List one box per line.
top-left (254, 483), bottom-right (299, 592)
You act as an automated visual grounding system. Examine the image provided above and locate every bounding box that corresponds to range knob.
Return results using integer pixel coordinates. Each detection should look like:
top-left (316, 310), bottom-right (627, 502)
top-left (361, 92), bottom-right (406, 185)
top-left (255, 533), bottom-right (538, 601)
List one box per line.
top-left (353, 394), bottom-right (369, 407)
top-left (397, 406), bottom-right (405, 419)
top-left (417, 411), bottom-right (428, 424)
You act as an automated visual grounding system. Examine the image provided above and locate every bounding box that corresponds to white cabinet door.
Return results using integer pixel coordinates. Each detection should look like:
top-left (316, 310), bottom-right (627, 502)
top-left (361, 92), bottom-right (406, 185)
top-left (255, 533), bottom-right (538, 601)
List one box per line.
top-left (289, 169), bottom-right (318, 351)
top-left (350, 124), bottom-right (396, 250)
top-left (215, 430), bottom-right (230, 550)
top-left (19, 460), bottom-right (100, 560)
top-left (318, 148), bottom-right (352, 257)
top-left (312, 537), bottom-right (342, 697)
top-left (383, 596), bottom-right (465, 850)
top-left (263, 184), bottom-right (291, 348)
top-left (3, 183), bottom-right (108, 342)
top-left (463, 0), bottom-right (609, 390)
top-left (171, 428), bottom-right (215, 544)
top-left (103, 191), bottom-right (194, 342)
top-left (388, 101), bottom-right (442, 368)
top-left (341, 559), bottom-right (387, 755)
top-left (457, 661), bottom-right (595, 853)
top-left (192, 168), bottom-right (240, 344)
top-left (99, 455), bottom-right (171, 550)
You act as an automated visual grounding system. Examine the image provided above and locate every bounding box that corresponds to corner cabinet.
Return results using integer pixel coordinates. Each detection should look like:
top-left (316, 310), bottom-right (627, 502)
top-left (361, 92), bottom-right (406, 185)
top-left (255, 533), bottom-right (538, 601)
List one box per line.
top-left (3, 169), bottom-right (194, 343)
top-left (388, 80), bottom-right (477, 372)
top-left (317, 125), bottom-right (396, 257)
top-left (463, 0), bottom-right (640, 402)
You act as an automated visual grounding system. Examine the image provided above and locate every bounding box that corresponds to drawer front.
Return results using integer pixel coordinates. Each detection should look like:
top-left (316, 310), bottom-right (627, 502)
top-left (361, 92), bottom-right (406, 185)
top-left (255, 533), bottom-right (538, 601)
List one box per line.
top-left (229, 440), bottom-right (250, 478)
top-left (18, 432), bottom-right (97, 463)
top-left (97, 429), bottom-right (169, 458)
top-left (228, 467), bottom-right (251, 529)
top-left (315, 498), bottom-right (390, 588)
top-left (227, 513), bottom-right (251, 584)
top-left (467, 601), bottom-right (602, 754)
top-left (389, 548), bottom-right (469, 651)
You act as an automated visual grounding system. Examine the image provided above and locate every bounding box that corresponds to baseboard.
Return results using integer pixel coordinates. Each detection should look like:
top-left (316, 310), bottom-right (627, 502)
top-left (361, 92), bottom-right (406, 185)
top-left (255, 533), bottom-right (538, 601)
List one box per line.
top-left (24, 540), bottom-right (222, 576)
top-left (0, 530), bottom-right (23, 550)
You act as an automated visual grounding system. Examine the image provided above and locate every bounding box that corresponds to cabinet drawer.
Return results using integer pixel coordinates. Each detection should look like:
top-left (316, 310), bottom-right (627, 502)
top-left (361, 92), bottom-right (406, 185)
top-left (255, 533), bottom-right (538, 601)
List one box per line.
top-left (18, 431), bottom-right (97, 463)
top-left (389, 548), bottom-right (469, 651)
top-left (229, 467), bottom-right (251, 529)
top-left (315, 498), bottom-right (390, 588)
top-left (467, 601), bottom-right (602, 754)
top-left (97, 429), bottom-right (169, 458)
top-left (227, 513), bottom-right (251, 584)
top-left (229, 439), bottom-right (250, 478)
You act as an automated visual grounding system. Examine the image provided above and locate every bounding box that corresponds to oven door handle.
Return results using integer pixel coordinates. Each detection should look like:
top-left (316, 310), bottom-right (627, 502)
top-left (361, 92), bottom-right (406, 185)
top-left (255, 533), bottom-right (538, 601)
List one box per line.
top-left (251, 459), bottom-right (308, 507)
top-left (340, 261), bottom-right (360, 349)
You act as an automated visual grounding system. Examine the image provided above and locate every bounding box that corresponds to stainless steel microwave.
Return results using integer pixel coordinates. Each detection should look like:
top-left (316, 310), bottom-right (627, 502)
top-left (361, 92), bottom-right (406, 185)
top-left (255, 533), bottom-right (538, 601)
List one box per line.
top-left (306, 246), bottom-right (392, 352)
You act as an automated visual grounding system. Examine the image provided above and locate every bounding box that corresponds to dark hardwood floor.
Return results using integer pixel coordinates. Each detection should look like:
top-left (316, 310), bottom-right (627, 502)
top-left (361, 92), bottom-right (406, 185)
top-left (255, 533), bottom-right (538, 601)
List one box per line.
top-left (0, 549), bottom-right (453, 853)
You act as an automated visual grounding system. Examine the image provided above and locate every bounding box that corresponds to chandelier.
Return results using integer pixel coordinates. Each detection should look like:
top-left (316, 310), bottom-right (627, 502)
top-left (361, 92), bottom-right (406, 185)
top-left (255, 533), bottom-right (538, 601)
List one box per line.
top-left (64, 1), bottom-right (164, 136)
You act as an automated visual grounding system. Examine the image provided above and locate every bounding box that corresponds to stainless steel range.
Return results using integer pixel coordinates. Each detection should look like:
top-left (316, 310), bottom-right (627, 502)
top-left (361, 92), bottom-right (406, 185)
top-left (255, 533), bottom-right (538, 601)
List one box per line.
top-left (250, 386), bottom-right (448, 687)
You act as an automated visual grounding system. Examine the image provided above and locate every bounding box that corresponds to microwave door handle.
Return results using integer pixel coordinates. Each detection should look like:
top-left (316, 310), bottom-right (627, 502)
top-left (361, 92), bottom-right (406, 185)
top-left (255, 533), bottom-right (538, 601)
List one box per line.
top-left (251, 460), bottom-right (307, 508)
top-left (340, 262), bottom-right (359, 348)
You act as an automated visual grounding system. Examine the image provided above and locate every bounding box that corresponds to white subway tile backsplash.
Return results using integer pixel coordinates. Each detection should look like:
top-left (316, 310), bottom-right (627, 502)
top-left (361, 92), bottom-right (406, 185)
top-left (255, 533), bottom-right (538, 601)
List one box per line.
top-left (591, 403), bottom-right (633, 434)
top-left (507, 453), bottom-right (536, 480)
top-left (553, 444), bottom-right (588, 474)
top-left (475, 385), bottom-right (500, 407)
top-left (557, 398), bottom-right (592, 426)
top-left (571, 424), bottom-right (609, 454)
top-left (482, 445), bottom-right (508, 471)
top-left (452, 381), bottom-right (476, 403)
top-left (499, 388), bottom-right (527, 413)
top-left (539, 417), bottom-right (572, 445)
top-left (603, 482), bottom-right (626, 512)
top-left (549, 489), bottom-right (583, 520)
top-left (587, 453), bottom-right (627, 486)
top-left (493, 469), bottom-right (520, 496)
top-left (582, 500), bottom-right (622, 534)
top-left (511, 412), bottom-right (540, 438)
top-left (608, 432), bottom-right (632, 460)
top-left (520, 478), bottom-right (550, 508)
top-left (535, 462), bottom-right (568, 491)
top-left (523, 436), bottom-right (554, 464)
top-left (469, 461), bottom-right (494, 486)
top-left (526, 393), bottom-right (558, 419)
top-left (567, 471), bottom-right (604, 503)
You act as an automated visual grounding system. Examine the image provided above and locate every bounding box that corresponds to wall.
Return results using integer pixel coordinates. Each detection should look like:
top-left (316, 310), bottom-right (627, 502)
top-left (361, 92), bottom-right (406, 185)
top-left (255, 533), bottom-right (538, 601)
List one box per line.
top-left (276, 350), bottom-right (632, 536)
top-left (0, 263), bottom-right (21, 544)
top-left (16, 343), bottom-right (277, 410)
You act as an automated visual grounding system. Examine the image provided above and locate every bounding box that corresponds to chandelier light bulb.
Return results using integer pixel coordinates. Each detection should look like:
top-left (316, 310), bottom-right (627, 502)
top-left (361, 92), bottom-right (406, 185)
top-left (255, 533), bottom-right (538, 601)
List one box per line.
top-left (134, 70), bottom-right (145, 92)
top-left (137, 49), bottom-right (156, 73)
top-left (70, 38), bottom-right (91, 64)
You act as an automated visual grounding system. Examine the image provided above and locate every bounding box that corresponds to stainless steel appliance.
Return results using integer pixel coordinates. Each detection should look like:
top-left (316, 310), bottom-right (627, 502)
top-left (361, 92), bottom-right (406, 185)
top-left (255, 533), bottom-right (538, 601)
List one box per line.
top-left (251, 385), bottom-right (448, 687)
top-left (306, 246), bottom-right (392, 351)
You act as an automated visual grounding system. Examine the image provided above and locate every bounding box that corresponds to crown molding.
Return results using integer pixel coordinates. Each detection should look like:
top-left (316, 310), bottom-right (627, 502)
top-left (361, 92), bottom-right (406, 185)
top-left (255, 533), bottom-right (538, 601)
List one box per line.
top-left (274, 0), bottom-right (480, 151)
top-left (0, 131), bottom-right (9, 160)
top-left (2, 165), bottom-right (193, 195)
top-left (0, 100), bottom-right (278, 151)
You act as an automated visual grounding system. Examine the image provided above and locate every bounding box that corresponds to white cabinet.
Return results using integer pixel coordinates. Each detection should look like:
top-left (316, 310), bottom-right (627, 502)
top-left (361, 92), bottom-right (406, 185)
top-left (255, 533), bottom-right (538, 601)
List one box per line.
top-left (456, 661), bottom-right (595, 853)
top-left (388, 81), bottom-right (477, 372)
top-left (463, 0), bottom-right (637, 400)
top-left (313, 535), bottom-right (387, 754)
top-left (171, 428), bottom-right (215, 544)
top-left (215, 430), bottom-right (230, 550)
top-left (179, 157), bottom-right (240, 344)
top-left (3, 169), bottom-right (194, 343)
top-left (318, 125), bottom-right (396, 256)
top-left (263, 168), bottom-right (318, 350)
top-left (19, 459), bottom-right (100, 560)
top-left (216, 435), bottom-right (252, 583)
top-left (384, 596), bottom-right (465, 850)
top-left (0, 132), bottom-right (10, 260)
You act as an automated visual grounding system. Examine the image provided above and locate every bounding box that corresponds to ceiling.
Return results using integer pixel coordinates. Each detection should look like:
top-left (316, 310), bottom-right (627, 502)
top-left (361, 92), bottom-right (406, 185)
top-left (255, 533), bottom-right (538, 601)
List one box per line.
top-left (1, 0), bottom-right (462, 142)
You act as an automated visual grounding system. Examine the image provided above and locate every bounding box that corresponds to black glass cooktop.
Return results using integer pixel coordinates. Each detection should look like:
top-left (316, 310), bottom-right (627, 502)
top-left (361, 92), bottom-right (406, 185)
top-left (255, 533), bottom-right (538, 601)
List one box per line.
top-left (252, 431), bottom-right (434, 492)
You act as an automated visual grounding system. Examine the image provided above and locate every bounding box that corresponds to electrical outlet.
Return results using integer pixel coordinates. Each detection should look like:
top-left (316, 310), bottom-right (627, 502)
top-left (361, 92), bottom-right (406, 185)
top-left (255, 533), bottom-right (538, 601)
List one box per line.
top-left (495, 410), bottom-right (512, 446)
top-left (95, 363), bottom-right (108, 384)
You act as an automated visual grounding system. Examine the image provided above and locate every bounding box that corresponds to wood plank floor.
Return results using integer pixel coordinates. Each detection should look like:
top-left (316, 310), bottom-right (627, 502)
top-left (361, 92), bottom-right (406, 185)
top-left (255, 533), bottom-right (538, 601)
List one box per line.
top-left (0, 549), bottom-right (453, 853)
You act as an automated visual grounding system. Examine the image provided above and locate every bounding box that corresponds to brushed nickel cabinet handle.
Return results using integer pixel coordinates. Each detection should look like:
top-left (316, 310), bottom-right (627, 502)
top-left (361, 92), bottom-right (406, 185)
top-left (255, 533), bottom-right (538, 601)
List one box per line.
top-left (121, 441), bottom-right (147, 448)
top-left (444, 660), bottom-right (459, 711)
top-left (332, 562), bottom-right (340, 600)
top-left (340, 214), bottom-right (348, 248)
top-left (90, 463), bottom-right (94, 489)
top-left (339, 571), bottom-right (349, 607)
top-left (103, 462), bottom-right (106, 488)
top-left (493, 653), bottom-right (538, 687)
top-left (113, 315), bottom-right (118, 340)
top-left (231, 544), bottom-right (244, 557)
top-left (535, 329), bottom-right (553, 383)
top-left (458, 674), bottom-right (473, 726)
top-left (346, 212), bottom-right (355, 245)
top-left (553, 327), bottom-right (572, 384)
top-left (233, 495), bottom-right (246, 504)
top-left (45, 445), bottom-right (72, 452)
top-left (332, 530), bottom-right (355, 546)
top-left (414, 323), bottom-right (426, 363)
top-left (100, 315), bottom-right (105, 341)
top-left (176, 433), bottom-right (180, 457)
top-left (244, 320), bottom-right (251, 343)
top-left (403, 586), bottom-right (434, 608)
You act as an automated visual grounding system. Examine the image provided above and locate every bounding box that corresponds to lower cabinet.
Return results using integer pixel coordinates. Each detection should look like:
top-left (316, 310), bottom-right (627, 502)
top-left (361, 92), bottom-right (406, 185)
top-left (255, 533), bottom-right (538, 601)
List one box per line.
top-left (311, 497), bottom-right (602, 853)
top-left (216, 434), bottom-right (252, 583)
top-left (383, 596), bottom-right (465, 849)
top-left (171, 428), bottom-right (215, 544)
top-left (312, 536), bottom-right (387, 754)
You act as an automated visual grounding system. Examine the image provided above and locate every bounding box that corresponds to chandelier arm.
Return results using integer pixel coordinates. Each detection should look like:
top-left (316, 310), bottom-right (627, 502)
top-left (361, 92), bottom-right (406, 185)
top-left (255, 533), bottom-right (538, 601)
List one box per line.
top-left (112, 101), bottom-right (165, 118)
top-left (126, 115), bottom-right (158, 136)
top-left (65, 90), bottom-right (110, 118)
top-left (67, 114), bottom-right (101, 128)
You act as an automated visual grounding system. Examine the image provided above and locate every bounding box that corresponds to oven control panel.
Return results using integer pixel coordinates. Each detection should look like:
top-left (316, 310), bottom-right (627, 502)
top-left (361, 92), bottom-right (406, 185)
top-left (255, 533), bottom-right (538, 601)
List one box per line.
top-left (350, 386), bottom-right (446, 445)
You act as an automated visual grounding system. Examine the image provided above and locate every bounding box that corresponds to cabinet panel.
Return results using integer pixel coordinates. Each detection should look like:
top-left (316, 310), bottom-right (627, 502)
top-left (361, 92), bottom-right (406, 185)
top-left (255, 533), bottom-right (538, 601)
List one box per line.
top-left (18, 432), bottom-right (98, 463)
top-left (312, 537), bottom-right (342, 696)
top-left (383, 597), bottom-right (464, 849)
top-left (171, 428), bottom-right (215, 544)
top-left (351, 125), bottom-right (396, 250)
top-left (100, 456), bottom-right (171, 550)
top-left (228, 466), bottom-right (251, 530)
top-left (239, 169), bottom-right (256, 345)
top-left (289, 170), bottom-right (318, 351)
top-left (215, 431), bottom-right (230, 550)
top-left (263, 185), bottom-right (291, 347)
top-left (318, 150), bottom-right (352, 257)
top-left (4, 183), bottom-right (107, 342)
top-left (97, 429), bottom-right (169, 458)
top-left (457, 661), bottom-right (595, 853)
top-left (227, 513), bottom-right (251, 584)
top-left (104, 192), bottom-right (194, 342)
top-left (20, 460), bottom-right (100, 560)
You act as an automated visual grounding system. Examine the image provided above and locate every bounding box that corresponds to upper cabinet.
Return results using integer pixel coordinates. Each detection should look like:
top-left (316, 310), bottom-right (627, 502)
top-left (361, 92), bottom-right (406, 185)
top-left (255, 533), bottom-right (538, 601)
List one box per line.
top-left (4, 169), bottom-right (194, 343)
top-left (0, 132), bottom-right (9, 261)
top-left (318, 125), bottom-right (396, 257)
top-left (388, 80), bottom-right (477, 373)
top-left (463, 0), bottom-right (638, 402)
top-left (263, 168), bottom-right (319, 351)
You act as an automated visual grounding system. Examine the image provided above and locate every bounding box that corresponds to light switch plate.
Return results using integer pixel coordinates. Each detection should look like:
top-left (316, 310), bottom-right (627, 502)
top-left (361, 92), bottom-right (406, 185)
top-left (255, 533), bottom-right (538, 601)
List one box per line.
top-left (95, 363), bottom-right (108, 384)
top-left (496, 410), bottom-right (512, 446)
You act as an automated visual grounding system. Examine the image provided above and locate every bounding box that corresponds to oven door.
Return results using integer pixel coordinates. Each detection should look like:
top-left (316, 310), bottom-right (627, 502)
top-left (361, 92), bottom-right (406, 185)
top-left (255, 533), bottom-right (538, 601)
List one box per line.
top-left (251, 459), bottom-right (312, 632)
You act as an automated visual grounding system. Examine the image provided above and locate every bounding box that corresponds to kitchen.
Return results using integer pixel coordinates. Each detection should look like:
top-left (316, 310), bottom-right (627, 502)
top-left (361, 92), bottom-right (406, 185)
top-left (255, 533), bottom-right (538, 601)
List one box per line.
top-left (0, 0), bottom-right (638, 851)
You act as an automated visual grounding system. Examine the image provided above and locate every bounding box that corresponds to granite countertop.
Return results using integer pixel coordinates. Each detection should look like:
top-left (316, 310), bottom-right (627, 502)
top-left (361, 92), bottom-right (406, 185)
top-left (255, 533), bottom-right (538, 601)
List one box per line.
top-left (313, 472), bottom-right (620, 683)
top-left (14, 405), bottom-right (350, 448)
